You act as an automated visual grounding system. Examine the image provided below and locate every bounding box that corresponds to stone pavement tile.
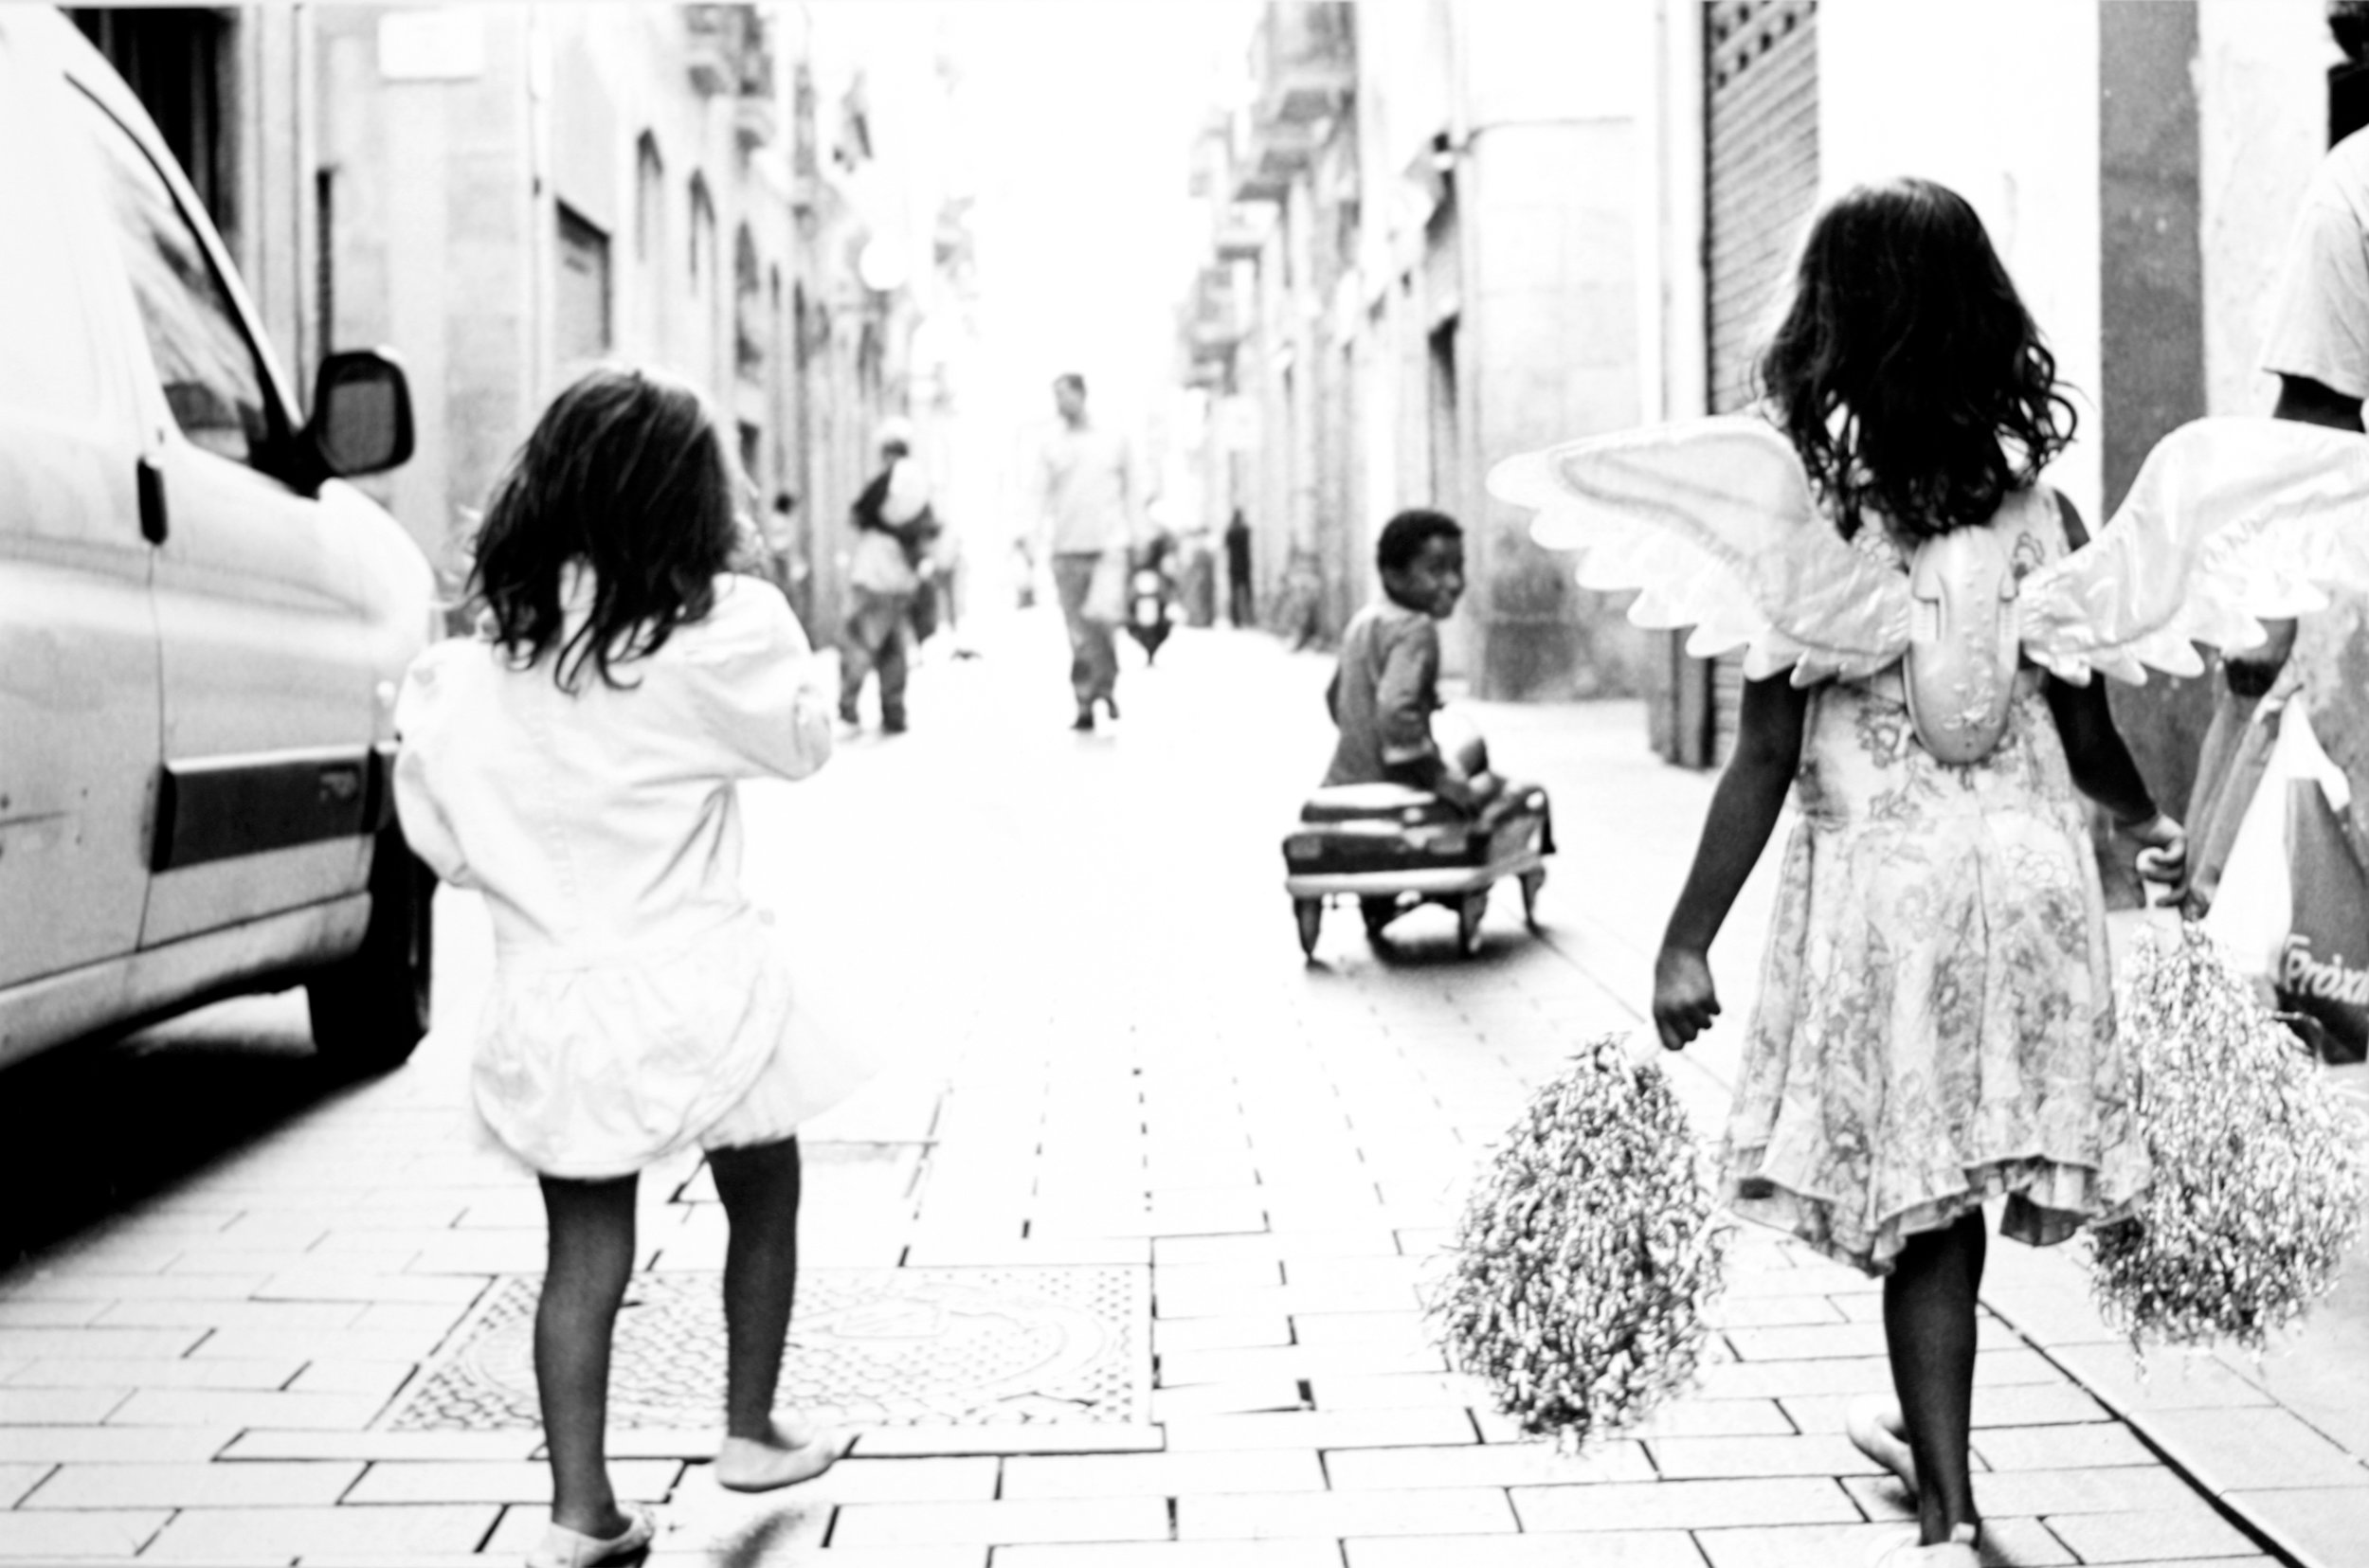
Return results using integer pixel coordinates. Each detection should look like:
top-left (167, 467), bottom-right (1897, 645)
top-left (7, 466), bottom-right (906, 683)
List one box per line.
top-left (1325, 1440), bottom-right (1653, 1488)
top-left (1510, 1476), bottom-right (1861, 1532)
top-left (254, 1271), bottom-right (485, 1305)
top-left (0, 1326), bottom-right (205, 1360)
top-left (1149, 1381), bottom-right (1307, 1420)
top-left (0, 1426), bottom-right (231, 1462)
top-left (1179, 1486), bottom-right (1515, 1539)
top-left (1622, 1398), bottom-right (1795, 1438)
top-left (478, 1495), bottom-right (827, 1559)
top-left (106, 1389), bottom-right (387, 1429)
top-left (188, 1326), bottom-right (449, 1362)
top-left (1696, 1347), bottom-right (2057, 1400)
top-left (23, 1459), bottom-right (364, 1507)
top-left (2042, 1500), bottom-right (2264, 1562)
top-left (605, 1427), bottom-right (723, 1458)
top-left (1150, 1261), bottom-right (1284, 1294)
top-left (0, 1302), bottom-right (106, 1327)
top-left (1164, 1408), bottom-right (1474, 1451)
top-left (344, 1458), bottom-right (678, 1504)
top-left (2049, 1344), bottom-right (2277, 1413)
top-left (1843, 1464), bottom-right (2216, 1521)
top-left (285, 1361), bottom-right (418, 1399)
top-left (7, 1356), bottom-right (303, 1390)
top-left (1344, 1533), bottom-right (1703, 1568)
top-left (1, 1272), bottom-right (271, 1304)
top-left (222, 1429), bottom-right (541, 1461)
top-left (1693, 1518), bottom-right (2072, 1567)
top-left (1158, 1343), bottom-right (1446, 1386)
top-left (2132, 1406), bottom-right (2368, 1492)
top-left (674, 1456), bottom-right (997, 1505)
top-left (0, 1388), bottom-right (127, 1423)
top-left (0, 1465), bottom-right (48, 1507)
top-left (854, 1426), bottom-right (1164, 1457)
top-left (1973, 1421), bottom-right (2158, 1471)
top-left (998, 1544), bottom-right (1339, 1568)
top-left (1152, 1315), bottom-right (1293, 1353)
top-left (0, 1508), bottom-right (168, 1559)
top-left (1278, 1257), bottom-right (1426, 1291)
top-left (401, 1231), bottom-right (548, 1274)
top-left (651, 1552), bottom-right (983, 1568)
top-left (350, 1301), bottom-right (476, 1332)
top-left (829, 1497), bottom-right (1169, 1547)
top-left (1785, 1382), bottom-right (2108, 1434)
top-left (90, 1299), bottom-right (369, 1330)
top-left (139, 1504), bottom-right (496, 1562)
top-left (1308, 1371), bottom-right (1493, 1411)
top-left (1151, 1233), bottom-right (1402, 1266)
top-left (1003, 1449), bottom-right (1326, 1498)
top-left (901, 1238), bottom-right (1149, 1267)
top-left (1704, 1293), bottom-right (1849, 1328)
top-left (2221, 1487), bottom-right (2369, 1568)
top-left (1288, 1312), bottom-right (1431, 1352)
top-left (1645, 1433), bottom-right (1882, 1479)
top-left (165, 1247), bottom-right (315, 1276)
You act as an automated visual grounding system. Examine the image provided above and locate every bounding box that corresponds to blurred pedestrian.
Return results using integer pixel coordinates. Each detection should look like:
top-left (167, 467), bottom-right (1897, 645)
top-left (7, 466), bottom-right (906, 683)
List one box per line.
top-left (840, 419), bottom-right (934, 734)
top-left (1224, 507), bottom-right (1254, 627)
top-left (392, 368), bottom-right (862, 1568)
top-left (1037, 372), bottom-right (1140, 730)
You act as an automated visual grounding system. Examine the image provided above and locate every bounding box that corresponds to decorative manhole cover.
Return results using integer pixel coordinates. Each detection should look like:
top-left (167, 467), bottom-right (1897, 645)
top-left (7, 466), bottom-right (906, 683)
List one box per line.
top-left (386, 1267), bottom-right (1149, 1431)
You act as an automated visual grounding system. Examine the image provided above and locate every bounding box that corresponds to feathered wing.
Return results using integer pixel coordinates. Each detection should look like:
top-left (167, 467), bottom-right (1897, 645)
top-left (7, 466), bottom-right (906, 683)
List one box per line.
top-left (2019, 417), bottom-right (2369, 685)
top-left (1489, 416), bottom-right (1910, 684)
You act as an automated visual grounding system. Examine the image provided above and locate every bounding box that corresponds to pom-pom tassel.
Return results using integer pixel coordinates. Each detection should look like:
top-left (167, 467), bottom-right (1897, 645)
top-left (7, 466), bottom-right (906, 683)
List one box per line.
top-left (2088, 920), bottom-right (2369, 1361)
top-left (1431, 1036), bottom-right (1731, 1451)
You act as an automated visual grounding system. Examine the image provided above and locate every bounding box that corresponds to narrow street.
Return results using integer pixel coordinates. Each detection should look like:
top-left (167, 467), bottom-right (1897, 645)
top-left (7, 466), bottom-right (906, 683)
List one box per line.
top-left (0, 608), bottom-right (2356, 1566)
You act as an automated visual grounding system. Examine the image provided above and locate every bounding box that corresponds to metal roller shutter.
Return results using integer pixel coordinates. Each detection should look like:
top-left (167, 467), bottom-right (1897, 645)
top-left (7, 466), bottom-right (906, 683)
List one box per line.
top-left (1695, 0), bottom-right (1818, 767)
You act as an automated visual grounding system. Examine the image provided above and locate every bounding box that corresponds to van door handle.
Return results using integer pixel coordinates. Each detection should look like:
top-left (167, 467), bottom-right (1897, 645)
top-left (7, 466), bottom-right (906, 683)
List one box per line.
top-left (137, 458), bottom-right (168, 545)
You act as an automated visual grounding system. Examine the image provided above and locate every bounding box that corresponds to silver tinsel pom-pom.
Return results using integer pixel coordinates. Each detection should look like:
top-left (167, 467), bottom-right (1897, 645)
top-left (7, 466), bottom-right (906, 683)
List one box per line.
top-left (1431, 1036), bottom-right (1729, 1451)
top-left (2088, 920), bottom-right (2369, 1358)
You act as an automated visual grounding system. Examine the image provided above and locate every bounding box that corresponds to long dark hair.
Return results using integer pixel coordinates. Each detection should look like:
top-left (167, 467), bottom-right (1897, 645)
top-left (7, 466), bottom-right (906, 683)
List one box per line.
top-left (1758, 178), bottom-right (2077, 542)
top-left (470, 366), bottom-right (741, 690)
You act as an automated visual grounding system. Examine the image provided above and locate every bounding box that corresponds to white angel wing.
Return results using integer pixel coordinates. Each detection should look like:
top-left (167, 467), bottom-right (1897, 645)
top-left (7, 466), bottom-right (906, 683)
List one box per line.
top-left (2019, 417), bottom-right (2369, 685)
top-left (1488, 416), bottom-right (1909, 684)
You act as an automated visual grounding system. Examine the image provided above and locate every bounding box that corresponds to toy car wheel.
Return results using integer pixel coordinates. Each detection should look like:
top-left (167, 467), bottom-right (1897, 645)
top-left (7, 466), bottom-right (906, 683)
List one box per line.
top-left (1294, 898), bottom-right (1323, 960)
top-left (1519, 869), bottom-right (1546, 928)
top-left (1456, 890), bottom-right (1488, 957)
top-left (1360, 896), bottom-right (1398, 944)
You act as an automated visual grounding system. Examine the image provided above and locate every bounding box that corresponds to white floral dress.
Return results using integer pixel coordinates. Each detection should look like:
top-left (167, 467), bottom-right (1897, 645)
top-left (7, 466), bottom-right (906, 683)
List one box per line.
top-left (1720, 486), bottom-right (2151, 1273)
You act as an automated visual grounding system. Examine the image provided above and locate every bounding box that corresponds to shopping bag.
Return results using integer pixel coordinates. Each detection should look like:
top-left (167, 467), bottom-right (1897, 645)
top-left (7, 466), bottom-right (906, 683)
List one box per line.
top-left (1082, 548), bottom-right (1127, 626)
top-left (2202, 700), bottom-right (2346, 977)
top-left (2277, 778), bottom-right (2369, 1064)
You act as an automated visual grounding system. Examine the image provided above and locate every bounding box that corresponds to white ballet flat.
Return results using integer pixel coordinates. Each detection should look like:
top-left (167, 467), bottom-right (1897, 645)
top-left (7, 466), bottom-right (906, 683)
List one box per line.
top-left (524, 1503), bottom-right (654, 1568)
top-left (714, 1420), bottom-right (854, 1492)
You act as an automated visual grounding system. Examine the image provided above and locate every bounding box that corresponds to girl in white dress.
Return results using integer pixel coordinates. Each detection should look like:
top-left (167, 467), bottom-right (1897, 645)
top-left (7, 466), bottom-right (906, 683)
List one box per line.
top-left (395, 368), bottom-right (865, 1567)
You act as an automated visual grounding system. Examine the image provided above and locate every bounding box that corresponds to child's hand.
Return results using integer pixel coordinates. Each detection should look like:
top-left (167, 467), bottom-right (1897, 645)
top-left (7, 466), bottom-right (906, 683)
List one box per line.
top-left (1653, 946), bottom-right (1719, 1052)
top-left (2127, 811), bottom-right (2188, 902)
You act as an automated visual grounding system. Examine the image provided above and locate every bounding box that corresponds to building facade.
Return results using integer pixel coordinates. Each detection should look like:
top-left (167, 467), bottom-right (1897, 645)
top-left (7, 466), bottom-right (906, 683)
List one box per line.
top-left (75, 3), bottom-right (949, 649)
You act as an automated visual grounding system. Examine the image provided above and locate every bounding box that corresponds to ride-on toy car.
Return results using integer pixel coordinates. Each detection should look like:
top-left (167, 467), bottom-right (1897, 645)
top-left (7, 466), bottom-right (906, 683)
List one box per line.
top-left (1280, 784), bottom-right (1554, 959)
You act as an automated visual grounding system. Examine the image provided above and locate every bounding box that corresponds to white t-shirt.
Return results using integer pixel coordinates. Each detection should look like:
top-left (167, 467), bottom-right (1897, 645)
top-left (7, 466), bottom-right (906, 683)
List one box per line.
top-left (2262, 129), bottom-right (2369, 398)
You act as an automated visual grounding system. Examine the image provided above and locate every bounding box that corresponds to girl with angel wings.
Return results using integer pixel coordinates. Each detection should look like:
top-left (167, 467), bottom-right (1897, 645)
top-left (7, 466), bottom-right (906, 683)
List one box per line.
top-left (1490, 179), bottom-right (2369, 1565)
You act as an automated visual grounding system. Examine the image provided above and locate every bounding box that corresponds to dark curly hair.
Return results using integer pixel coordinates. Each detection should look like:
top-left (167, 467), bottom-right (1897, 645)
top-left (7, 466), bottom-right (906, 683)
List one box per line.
top-left (1758, 178), bottom-right (2078, 543)
top-left (469, 366), bottom-right (742, 691)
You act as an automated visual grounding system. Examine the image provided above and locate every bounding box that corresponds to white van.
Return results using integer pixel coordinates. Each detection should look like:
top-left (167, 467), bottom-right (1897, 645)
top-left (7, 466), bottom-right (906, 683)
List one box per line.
top-left (0, 12), bottom-right (436, 1074)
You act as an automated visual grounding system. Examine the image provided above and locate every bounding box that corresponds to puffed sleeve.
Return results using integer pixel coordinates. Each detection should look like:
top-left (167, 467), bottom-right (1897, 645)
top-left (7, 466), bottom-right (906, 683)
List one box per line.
top-left (390, 643), bottom-right (479, 889)
top-left (682, 575), bottom-right (836, 781)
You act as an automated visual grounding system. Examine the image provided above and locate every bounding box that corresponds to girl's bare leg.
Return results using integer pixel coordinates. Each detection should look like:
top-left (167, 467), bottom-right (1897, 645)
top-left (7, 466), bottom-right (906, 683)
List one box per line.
top-left (1884, 1209), bottom-right (1987, 1545)
top-left (535, 1173), bottom-right (639, 1537)
top-left (708, 1136), bottom-right (803, 1440)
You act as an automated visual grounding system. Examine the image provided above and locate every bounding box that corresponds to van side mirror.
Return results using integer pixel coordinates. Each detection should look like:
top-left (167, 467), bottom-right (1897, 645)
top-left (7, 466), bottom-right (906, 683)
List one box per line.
top-left (303, 349), bottom-right (414, 481)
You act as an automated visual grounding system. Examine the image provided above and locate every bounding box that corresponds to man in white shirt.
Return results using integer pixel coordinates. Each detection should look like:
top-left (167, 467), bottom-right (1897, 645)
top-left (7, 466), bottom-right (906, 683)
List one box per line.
top-left (1037, 373), bottom-right (1139, 731)
top-left (2189, 120), bottom-right (2369, 903)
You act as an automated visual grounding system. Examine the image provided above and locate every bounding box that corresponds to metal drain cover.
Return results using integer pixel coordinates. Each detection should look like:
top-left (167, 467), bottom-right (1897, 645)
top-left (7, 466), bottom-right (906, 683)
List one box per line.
top-left (387, 1267), bottom-right (1150, 1431)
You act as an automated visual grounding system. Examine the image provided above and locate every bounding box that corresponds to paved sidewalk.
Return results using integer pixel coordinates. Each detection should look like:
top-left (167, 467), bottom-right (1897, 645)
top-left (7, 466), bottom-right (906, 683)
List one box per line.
top-left (0, 610), bottom-right (2353, 1565)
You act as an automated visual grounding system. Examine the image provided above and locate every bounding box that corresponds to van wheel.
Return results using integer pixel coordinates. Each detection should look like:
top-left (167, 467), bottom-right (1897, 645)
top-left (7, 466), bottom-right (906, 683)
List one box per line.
top-left (308, 826), bottom-right (432, 1074)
